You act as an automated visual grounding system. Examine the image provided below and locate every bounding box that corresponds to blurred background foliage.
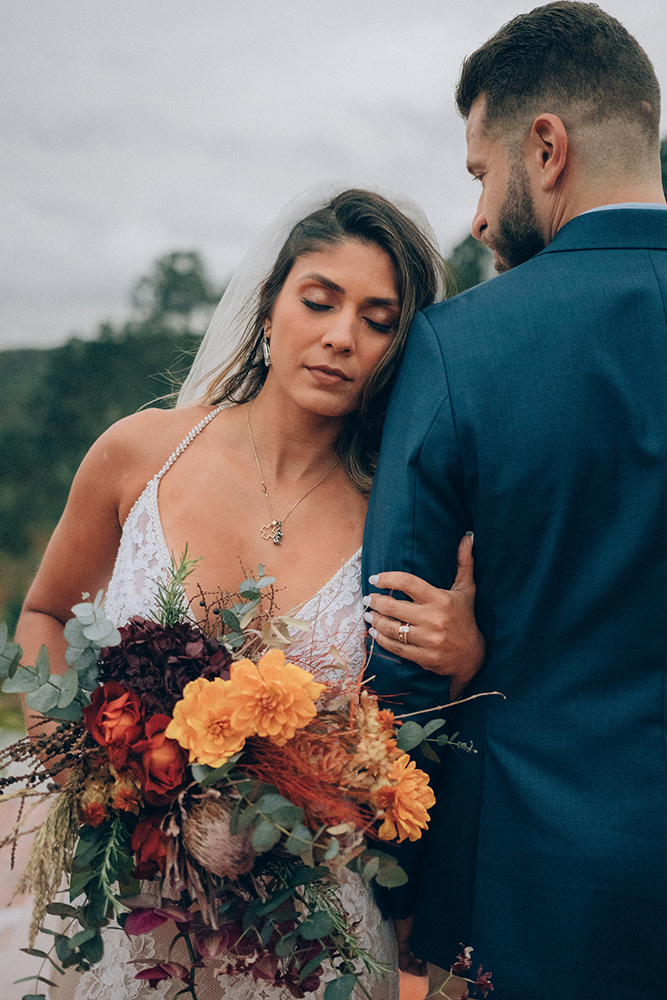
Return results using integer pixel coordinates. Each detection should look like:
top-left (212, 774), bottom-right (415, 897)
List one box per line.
top-left (4, 132), bottom-right (666, 641)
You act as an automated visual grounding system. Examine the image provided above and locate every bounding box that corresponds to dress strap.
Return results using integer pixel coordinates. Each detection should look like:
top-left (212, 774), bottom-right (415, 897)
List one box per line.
top-left (153, 403), bottom-right (228, 482)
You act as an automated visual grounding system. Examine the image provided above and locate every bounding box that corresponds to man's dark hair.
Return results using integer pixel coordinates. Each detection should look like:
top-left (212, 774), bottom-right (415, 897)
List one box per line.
top-left (456, 2), bottom-right (660, 143)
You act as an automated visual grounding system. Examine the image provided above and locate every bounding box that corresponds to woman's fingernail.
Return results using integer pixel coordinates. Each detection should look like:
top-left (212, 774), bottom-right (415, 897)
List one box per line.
top-left (363, 611), bottom-right (373, 624)
top-left (465, 530), bottom-right (474, 542)
top-left (369, 627), bottom-right (378, 638)
top-left (368, 574), bottom-right (380, 586)
top-left (362, 595), bottom-right (372, 607)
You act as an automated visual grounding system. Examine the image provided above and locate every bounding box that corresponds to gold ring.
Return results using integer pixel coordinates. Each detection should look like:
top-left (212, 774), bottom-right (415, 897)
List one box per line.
top-left (398, 622), bottom-right (410, 645)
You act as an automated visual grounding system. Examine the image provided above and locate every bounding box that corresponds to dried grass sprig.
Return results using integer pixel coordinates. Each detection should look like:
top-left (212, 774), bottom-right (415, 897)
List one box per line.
top-left (17, 783), bottom-right (78, 947)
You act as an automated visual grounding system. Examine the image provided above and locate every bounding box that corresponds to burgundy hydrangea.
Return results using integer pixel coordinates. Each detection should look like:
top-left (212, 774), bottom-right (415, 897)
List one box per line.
top-left (98, 617), bottom-right (232, 715)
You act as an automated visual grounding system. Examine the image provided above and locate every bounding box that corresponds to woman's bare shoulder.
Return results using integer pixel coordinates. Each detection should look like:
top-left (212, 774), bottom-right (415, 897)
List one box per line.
top-left (76, 406), bottom-right (222, 510)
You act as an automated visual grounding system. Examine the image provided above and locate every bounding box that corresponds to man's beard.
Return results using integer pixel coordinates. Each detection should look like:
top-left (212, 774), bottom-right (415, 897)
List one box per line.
top-left (493, 160), bottom-right (546, 272)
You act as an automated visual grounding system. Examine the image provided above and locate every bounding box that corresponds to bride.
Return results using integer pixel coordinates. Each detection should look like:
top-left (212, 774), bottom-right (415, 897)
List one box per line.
top-left (16, 185), bottom-right (484, 999)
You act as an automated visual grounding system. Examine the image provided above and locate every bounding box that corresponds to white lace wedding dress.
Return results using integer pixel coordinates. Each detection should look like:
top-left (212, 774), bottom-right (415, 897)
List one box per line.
top-left (54, 409), bottom-right (398, 1000)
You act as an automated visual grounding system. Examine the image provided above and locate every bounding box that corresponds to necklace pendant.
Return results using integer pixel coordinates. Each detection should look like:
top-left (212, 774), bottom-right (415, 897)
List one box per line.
top-left (261, 520), bottom-right (283, 543)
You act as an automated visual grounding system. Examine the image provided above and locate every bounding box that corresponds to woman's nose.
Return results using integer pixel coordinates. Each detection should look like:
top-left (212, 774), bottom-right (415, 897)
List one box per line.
top-left (323, 311), bottom-right (355, 352)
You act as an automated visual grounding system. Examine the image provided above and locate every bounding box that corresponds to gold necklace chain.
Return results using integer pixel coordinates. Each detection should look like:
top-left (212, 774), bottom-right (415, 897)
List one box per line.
top-left (246, 403), bottom-right (340, 545)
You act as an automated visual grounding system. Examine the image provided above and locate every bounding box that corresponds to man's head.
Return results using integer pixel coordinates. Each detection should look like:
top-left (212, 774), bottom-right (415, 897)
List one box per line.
top-left (457, 2), bottom-right (663, 270)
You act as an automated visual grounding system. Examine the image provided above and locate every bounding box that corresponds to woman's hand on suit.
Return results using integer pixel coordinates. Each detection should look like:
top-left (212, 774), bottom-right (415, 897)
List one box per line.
top-left (364, 534), bottom-right (485, 700)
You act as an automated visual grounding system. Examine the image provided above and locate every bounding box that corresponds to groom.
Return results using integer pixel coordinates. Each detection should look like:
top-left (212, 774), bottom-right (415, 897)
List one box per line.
top-left (363, 3), bottom-right (667, 998)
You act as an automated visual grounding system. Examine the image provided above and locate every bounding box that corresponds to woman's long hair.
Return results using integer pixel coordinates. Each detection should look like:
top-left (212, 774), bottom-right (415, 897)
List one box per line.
top-left (200, 189), bottom-right (450, 493)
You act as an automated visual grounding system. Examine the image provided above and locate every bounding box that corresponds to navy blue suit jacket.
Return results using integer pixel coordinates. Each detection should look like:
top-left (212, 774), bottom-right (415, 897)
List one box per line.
top-left (363, 209), bottom-right (667, 999)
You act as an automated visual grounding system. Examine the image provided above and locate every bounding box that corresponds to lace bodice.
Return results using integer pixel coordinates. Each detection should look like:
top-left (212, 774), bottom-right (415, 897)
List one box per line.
top-left (54, 408), bottom-right (397, 1000)
top-left (104, 404), bottom-right (366, 677)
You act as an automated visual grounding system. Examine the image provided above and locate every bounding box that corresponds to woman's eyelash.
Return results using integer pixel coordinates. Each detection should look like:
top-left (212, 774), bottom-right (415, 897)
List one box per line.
top-left (302, 298), bottom-right (330, 311)
top-left (302, 298), bottom-right (394, 333)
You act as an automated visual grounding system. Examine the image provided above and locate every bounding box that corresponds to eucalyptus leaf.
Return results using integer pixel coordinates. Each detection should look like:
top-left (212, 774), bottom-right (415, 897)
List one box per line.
top-left (275, 930), bottom-right (298, 958)
top-left (225, 634), bottom-right (246, 649)
top-left (420, 742), bottom-right (441, 763)
top-left (82, 620), bottom-right (117, 643)
top-left (422, 718), bottom-right (446, 738)
top-left (70, 602), bottom-right (97, 625)
top-left (25, 681), bottom-right (61, 713)
top-left (362, 856), bottom-right (380, 882)
top-left (2, 666), bottom-right (42, 694)
top-left (256, 887), bottom-right (294, 915)
top-left (298, 946), bottom-right (329, 984)
top-left (76, 661), bottom-right (99, 691)
top-left (68, 927), bottom-right (97, 949)
top-left (256, 576), bottom-right (276, 589)
top-left (298, 910), bottom-right (335, 940)
top-left (239, 580), bottom-right (261, 599)
top-left (286, 865), bottom-right (328, 887)
top-left (324, 973), bottom-right (358, 1000)
top-left (0, 629), bottom-right (22, 680)
top-left (35, 645), bottom-right (51, 684)
top-left (47, 699), bottom-right (86, 722)
top-left (63, 618), bottom-right (88, 647)
top-left (396, 720), bottom-right (424, 752)
top-left (256, 793), bottom-right (295, 815)
top-left (252, 820), bottom-right (282, 853)
top-left (374, 864), bottom-right (409, 888)
top-left (285, 824), bottom-right (313, 856)
top-left (66, 644), bottom-right (94, 668)
top-left (323, 837), bottom-right (340, 861)
top-left (190, 760), bottom-right (239, 785)
top-left (271, 804), bottom-right (303, 829)
top-left (229, 803), bottom-right (257, 834)
top-left (220, 610), bottom-right (241, 631)
top-left (58, 669), bottom-right (80, 708)
top-left (14, 976), bottom-right (59, 986)
top-left (79, 931), bottom-right (104, 964)
top-left (46, 902), bottom-right (80, 917)
top-left (55, 934), bottom-right (73, 961)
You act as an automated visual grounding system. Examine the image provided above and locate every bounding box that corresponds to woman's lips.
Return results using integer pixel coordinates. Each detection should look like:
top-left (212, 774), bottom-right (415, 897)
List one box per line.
top-left (306, 366), bottom-right (352, 385)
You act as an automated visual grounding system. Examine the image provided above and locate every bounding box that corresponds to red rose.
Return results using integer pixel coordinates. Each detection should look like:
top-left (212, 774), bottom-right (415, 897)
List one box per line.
top-left (131, 813), bottom-right (170, 879)
top-left (83, 682), bottom-right (144, 767)
top-left (132, 715), bottom-right (188, 804)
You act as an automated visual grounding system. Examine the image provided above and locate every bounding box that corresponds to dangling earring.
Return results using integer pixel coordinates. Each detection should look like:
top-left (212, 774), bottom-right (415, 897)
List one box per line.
top-left (261, 329), bottom-right (272, 367)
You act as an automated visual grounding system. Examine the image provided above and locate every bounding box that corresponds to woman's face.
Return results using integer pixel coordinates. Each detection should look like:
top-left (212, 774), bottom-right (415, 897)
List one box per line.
top-left (264, 239), bottom-right (400, 419)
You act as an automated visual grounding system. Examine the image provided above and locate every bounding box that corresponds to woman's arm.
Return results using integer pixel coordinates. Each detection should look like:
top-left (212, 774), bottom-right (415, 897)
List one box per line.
top-left (14, 410), bottom-right (167, 729)
top-left (362, 534), bottom-right (485, 701)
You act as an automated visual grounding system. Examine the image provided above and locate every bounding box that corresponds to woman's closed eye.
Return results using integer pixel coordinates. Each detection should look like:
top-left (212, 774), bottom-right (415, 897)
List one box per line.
top-left (302, 298), bottom-right (331, 312)
top-left (302, 298), bottom-right (395, 333)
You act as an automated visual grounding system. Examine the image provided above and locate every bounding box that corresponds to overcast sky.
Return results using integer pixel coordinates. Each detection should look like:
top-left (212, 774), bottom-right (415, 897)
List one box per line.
top-left (2, 0), bottom-right (667, 349)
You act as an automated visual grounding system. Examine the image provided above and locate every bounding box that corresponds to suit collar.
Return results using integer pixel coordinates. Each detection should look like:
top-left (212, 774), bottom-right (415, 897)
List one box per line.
top-left (538, 206), bottom-right (667, 255)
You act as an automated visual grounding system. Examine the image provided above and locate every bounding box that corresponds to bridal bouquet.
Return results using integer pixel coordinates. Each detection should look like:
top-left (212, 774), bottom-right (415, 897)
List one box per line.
top-left (0, 555), bottom-right (471, 1000)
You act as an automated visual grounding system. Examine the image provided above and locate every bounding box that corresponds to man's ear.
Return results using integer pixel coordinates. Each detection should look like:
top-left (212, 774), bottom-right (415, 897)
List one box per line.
top-left (526, 113), bottom-right (568, 191)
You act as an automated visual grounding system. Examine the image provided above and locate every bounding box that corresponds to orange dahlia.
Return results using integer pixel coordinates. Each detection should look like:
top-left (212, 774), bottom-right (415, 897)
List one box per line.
top-left (165, 677), bottom-right (251, 767)
top-left (374, 753), bottom-right (436, 843)
top-left (225, 649), bottom-right (327, 746)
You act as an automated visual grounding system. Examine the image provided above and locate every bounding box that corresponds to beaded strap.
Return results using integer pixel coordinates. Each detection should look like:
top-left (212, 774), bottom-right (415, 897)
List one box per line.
top-left (154, 403), bottom-right (228, 482)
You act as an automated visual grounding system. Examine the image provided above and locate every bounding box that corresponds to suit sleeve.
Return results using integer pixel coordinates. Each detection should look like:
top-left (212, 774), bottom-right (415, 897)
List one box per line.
top-left (362, 308), bottom-right (471, 918)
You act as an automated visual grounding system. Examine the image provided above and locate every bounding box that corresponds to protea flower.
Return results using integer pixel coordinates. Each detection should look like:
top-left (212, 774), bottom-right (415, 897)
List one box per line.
top-left (180, 790), bottom-right (256, 878)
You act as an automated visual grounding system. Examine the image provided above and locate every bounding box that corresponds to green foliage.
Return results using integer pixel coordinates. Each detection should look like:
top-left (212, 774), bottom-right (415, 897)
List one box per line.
top-left (1, 592), bottom-right (121, 719)
top-left (0, 250), bottom-right (222, 635)
top-left (396, 717), bottom-right (476, 760)
top-left (447, 232), bottom-right (493, 293)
